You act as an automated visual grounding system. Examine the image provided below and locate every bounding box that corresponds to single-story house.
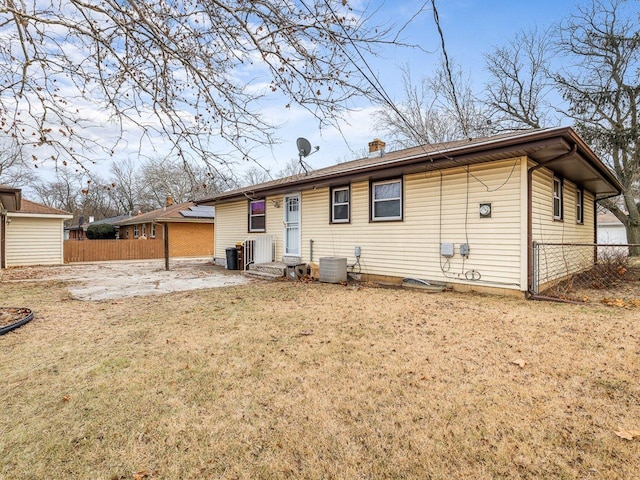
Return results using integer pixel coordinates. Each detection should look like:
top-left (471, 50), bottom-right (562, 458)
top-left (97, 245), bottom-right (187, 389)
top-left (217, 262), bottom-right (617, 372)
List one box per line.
top-left (114, 200), bottom-right (215, 257)
top-left (597, 212), bottom-right (628, 244)
top-left (0, 186), bottom-right (73, 268)
top-left (198, 127), bottom-right (622, 296)
top-left (65, 214), bottom-right (132, 240)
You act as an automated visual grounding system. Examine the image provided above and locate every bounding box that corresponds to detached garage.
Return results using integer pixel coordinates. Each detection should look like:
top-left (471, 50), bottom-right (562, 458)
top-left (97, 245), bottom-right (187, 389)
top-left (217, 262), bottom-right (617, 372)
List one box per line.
top-left (3, 199), bottom-right (72, 268)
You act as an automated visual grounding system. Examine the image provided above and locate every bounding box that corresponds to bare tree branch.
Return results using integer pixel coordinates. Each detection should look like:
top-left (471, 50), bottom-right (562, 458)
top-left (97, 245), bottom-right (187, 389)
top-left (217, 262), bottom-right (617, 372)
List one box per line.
top-left (374, 62), bottom-right (491, 148)
top-left (484, 28), bottom-right (557, 130)
top-left (0, 0), bottom-right (418, 174)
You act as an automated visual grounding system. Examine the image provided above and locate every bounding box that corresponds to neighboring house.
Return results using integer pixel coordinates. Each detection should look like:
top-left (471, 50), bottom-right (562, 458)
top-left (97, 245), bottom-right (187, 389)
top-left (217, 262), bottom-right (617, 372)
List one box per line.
top-left (597, 212), bottom-right (627, 244)
top-left (115, 200), bottom-right (215, 257)
top-left (0, 188), bottom-right (72, 268)
top-left (66, 214), bottom-right (132, 240)
top-left (198, 127), bottom-right (622, 296)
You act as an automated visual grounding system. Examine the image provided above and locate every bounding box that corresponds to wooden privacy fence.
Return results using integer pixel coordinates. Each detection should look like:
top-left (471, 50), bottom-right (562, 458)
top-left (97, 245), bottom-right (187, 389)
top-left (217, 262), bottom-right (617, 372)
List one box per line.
top-left (64, 239), bottom-right (164, 263)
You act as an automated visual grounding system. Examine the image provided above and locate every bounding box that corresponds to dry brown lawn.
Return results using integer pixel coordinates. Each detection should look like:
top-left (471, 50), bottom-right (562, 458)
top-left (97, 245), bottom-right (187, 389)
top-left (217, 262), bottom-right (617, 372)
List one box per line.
top-left (1, 275), bottom-right (639, 479)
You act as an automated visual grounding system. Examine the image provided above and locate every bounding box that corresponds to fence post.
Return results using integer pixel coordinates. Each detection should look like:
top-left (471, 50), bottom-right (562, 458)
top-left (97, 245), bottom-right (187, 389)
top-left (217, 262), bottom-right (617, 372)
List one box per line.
top-left (532, 241), bottom-right (538, 294)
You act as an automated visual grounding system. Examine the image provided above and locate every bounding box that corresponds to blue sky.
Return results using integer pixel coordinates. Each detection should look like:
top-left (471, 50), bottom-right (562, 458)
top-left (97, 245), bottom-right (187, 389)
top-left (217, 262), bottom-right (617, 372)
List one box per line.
top-left (257, 0), bottom-right (577, 174)
top-left (25, 0), bottom-right (581, 185)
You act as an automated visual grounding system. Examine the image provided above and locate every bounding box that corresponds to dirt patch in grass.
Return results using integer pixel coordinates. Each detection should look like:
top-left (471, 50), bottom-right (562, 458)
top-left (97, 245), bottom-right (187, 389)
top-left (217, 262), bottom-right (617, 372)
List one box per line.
top-left (1, 278), bottom-right (639, 479)
top-left (0, 259), bottom-right (251, 300)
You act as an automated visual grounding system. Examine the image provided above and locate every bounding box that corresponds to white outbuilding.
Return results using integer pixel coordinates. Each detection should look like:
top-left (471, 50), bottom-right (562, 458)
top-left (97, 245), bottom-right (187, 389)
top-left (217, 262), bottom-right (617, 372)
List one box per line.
top-left (1, 195), bottom-right (72, 268)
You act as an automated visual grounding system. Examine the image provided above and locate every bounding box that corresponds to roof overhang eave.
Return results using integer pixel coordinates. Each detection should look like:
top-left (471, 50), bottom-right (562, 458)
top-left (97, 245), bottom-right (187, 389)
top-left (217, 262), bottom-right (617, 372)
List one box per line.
top-left (198, 127), bottom-right (622, 204)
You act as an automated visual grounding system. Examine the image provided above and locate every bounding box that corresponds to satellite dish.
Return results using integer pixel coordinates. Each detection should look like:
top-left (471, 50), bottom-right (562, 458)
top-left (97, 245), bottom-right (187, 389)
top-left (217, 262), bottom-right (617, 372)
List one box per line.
top-left (297, 137), bottom-right (312, 158)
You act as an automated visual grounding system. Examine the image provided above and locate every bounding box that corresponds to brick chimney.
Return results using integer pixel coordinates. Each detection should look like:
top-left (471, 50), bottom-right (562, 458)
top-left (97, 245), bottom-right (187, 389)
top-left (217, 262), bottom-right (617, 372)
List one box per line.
top-left (368, 138), bottom-right (386, 158)
top-left (166, 195), bottom-right (174, 207)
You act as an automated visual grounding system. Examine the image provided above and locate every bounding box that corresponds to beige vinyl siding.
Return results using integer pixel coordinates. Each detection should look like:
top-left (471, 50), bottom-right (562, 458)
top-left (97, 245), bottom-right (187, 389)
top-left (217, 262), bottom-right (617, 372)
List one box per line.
top-left (301, 158), bottom-right (525, 290)
top-left (214, 201), bottom-right (247, 260)
top-left (214, 196), bottom-right (285, 262)
top-left (266, 194), bottom-right (284, 260)
top-left (5, 217), bottom-right (65, 267)
top-left (531, 166), bottom-right (596, 288)
top-left (531, 166), bottom-right (595, 244)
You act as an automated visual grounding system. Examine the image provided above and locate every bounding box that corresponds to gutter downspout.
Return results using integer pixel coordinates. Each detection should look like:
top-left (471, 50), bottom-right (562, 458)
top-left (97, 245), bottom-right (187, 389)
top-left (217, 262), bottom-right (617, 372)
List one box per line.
top-left (527, 145), bottom-right (577, 298)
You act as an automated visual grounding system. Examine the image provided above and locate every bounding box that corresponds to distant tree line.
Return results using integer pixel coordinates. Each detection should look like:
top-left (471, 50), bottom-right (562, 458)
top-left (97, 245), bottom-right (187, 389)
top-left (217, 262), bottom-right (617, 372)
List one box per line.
top-left (0, 139), bottom-right (308, 224)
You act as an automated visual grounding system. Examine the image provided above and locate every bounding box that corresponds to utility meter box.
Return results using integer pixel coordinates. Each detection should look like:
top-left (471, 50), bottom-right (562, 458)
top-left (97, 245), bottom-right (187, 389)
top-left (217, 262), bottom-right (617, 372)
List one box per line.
top-left (460, 243), bottom-right (470, 257)
top-left (440, 242), bottom-right (454, 258)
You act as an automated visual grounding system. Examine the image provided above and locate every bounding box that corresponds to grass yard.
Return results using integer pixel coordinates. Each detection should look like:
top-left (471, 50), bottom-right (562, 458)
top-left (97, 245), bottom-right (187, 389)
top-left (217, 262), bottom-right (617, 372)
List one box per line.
top-left (1, 278), bottom-right (639, 479)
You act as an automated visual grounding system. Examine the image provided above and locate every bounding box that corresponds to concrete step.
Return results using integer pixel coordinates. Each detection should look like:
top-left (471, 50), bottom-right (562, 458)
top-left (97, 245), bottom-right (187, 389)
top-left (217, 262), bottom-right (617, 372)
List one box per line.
top-left (249, 262), bottom-right (287, 277)
top-left (243, 270), bottom-right (284, 281)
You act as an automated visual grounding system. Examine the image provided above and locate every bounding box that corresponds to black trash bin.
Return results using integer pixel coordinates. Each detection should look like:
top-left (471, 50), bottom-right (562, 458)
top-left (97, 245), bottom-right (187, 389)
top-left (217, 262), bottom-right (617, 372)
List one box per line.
top-left (225, 247), bottom-right (238, 270)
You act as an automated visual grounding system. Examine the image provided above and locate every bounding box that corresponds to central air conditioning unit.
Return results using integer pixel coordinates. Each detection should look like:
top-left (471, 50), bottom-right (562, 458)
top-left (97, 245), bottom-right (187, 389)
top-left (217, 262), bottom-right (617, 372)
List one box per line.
top-left (319, 257), bottom-right (347, 283)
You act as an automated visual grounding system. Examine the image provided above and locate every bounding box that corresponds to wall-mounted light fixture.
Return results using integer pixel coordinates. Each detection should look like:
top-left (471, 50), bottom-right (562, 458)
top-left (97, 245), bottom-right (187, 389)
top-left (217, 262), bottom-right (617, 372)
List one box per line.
top-left (271, 200), bottom-right (280, 208)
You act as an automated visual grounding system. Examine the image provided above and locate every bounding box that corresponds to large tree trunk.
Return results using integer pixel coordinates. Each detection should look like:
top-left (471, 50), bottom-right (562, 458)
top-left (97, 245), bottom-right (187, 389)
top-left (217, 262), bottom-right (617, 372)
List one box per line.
top-left (625, 223), bottom-right (640, 257)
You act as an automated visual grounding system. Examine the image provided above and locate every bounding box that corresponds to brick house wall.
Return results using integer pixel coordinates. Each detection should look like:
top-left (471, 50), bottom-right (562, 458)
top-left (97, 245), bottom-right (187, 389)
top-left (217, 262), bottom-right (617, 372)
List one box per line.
top-left (119, 222), bottom-right (214, 257)
top-left (168, 223), bottom-right (214, 257)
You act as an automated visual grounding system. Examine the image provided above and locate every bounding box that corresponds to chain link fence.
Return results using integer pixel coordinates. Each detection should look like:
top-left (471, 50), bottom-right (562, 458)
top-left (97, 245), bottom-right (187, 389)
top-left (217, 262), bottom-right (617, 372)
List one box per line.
top-left (532, 242), bottom-right (640, 302)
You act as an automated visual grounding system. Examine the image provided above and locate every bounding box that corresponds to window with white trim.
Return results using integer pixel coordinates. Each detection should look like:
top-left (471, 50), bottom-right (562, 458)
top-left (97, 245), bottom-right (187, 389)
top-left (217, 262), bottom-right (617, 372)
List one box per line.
top-left (142, 224), bottom-right (147, 236)
top-left (576, 188), bottom-right (584, 224)
top-left (134, 224), bottom-right (139, 238)
top-left (553, 176), bottom-right (563, 220)
top-left (331, 186), bottom-right (350, 223)
top-left (249, 199), bottom-right (266, 232)
top-left (151, 223), bottom-right (156, 238)
top-left (371, 178), bottom-right (402, 221)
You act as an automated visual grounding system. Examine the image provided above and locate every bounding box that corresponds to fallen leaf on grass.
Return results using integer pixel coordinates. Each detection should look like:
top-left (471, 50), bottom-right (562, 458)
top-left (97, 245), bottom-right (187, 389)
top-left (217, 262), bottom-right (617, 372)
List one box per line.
top-left (510, 359), bottom-right (526, 368)
top-left (61, 395), bottom-right (70, 402)
top-left (614, 429), bottom-right (640, 440)
top-left (601, 298), bottom-right (628, 307)
top-left (630, 299), bottom-right (640, 307)
top-left (298, 330), bottom-right (314, 336)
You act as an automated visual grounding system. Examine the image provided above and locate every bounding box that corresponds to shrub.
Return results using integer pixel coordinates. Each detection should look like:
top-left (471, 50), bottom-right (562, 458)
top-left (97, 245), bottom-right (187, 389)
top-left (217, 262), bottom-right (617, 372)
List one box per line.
top-left (86, 223), bottom-right (116, 240)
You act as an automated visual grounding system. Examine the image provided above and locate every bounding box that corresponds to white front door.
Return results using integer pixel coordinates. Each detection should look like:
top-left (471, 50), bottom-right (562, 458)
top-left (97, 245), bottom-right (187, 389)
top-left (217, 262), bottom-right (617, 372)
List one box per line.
top-left (284, 193), bottom-right (300, 256)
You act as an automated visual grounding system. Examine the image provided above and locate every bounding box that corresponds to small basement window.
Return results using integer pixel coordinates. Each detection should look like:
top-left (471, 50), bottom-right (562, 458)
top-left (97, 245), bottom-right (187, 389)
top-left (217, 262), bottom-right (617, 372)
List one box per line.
top-left (331, 186), bottom-right (350, 223)
top-left (553, 176), bottom-right (563, 220)
top-left (371, 178), bottom-right (403, 221)
top-left (249, 199), bottom-right (266, 232)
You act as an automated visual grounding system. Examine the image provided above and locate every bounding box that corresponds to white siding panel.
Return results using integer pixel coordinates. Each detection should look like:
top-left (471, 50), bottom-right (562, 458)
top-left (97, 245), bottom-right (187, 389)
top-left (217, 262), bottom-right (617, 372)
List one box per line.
top-left (5, 217), bottom-right (65, 266)
top-left (301, 158), bottom-right (524, 290)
